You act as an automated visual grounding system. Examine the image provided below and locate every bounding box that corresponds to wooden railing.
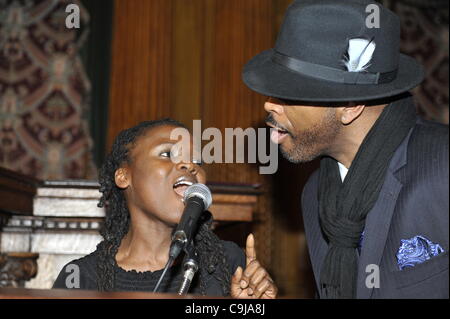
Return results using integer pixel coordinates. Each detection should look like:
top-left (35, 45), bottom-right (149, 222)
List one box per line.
top-left (0, 287), bottom-right (214, 299)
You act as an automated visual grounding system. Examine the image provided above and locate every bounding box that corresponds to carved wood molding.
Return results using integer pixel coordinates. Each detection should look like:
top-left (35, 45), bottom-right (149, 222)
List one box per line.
top-left (0, 253), bottom-right (38, 288)
top-left (3, 215), bottom-right (103, 232)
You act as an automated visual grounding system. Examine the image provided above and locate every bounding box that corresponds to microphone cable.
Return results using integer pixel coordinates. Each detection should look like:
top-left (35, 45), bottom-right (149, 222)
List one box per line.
top-left (153, 239), bottom-right (184, 293)
top-left (153, 255), bottom-right (175, 293)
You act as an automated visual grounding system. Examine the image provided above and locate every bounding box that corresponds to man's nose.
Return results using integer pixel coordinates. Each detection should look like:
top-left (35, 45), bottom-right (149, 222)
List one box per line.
top-left (264, 99), bottom-right (284, 115)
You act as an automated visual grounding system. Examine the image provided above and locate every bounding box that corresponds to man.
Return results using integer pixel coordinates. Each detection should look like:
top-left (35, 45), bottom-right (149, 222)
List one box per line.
top-left (242, 0), bottom-right (448, 298)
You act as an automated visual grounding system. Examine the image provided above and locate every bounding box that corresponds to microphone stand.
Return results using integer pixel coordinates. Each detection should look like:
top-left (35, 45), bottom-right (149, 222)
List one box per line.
top-left (178, 241), bottom-right (199, 295)
top-left (154, 209), bottom-right (211, 294)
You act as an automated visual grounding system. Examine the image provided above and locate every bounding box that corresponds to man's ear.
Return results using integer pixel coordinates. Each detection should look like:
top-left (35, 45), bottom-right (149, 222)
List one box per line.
top-left (339, 104), bottom-right (365, 125)
top-left (114, 167), bottom-right (130, 189)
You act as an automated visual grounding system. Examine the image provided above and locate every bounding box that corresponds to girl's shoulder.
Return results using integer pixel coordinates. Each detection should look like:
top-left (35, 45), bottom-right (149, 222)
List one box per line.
top-left (52, 250), bottom-right (99, 290)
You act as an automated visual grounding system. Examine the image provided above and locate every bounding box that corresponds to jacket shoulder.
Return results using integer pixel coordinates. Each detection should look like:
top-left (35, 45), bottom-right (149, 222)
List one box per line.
top-left (406, 120), bottom-right (449, 180)
top-left (410, 119), bottom-right (448, 160)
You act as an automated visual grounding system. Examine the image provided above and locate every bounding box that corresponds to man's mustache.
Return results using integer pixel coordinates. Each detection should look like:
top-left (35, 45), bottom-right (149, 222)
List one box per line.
top-left (265, 114), bottom-right (292, 136)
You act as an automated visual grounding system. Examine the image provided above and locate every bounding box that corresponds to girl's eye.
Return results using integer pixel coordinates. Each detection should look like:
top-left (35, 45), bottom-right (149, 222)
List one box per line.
top-left (160, 151), bottom-right (171, 158)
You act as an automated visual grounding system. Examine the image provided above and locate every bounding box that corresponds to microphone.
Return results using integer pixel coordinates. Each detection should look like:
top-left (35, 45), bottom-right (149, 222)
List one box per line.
top-left (153, 183), bottom-right (212, 293)
top-left (168, 183), bottom-right (212, 261)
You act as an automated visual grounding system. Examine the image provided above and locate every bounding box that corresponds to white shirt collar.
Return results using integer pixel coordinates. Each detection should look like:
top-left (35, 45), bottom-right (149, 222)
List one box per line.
top-left (338, 162), bottom-right (349, 182)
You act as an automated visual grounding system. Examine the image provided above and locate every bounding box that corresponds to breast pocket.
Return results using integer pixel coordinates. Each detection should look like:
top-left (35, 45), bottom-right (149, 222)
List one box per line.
top-left (393, 251), bottom-right (448, 298)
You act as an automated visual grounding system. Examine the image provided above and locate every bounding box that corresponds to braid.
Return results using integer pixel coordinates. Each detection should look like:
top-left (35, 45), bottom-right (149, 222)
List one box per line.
top-left (195, 213), bottom-right (232, 296)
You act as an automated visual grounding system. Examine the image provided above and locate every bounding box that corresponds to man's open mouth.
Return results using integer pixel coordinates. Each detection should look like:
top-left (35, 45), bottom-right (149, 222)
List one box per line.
top-left (267, 124), bottom-right (290, 144)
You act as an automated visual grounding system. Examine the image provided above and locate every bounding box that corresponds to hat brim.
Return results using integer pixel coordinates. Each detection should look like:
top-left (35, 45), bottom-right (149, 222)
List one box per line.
top-left (242, 49), bottom-right (424, 102)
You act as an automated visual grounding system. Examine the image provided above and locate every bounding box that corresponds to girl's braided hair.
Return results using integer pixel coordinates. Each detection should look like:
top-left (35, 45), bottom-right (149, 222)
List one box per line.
top-left (96, 119), bottom-right (231, 295)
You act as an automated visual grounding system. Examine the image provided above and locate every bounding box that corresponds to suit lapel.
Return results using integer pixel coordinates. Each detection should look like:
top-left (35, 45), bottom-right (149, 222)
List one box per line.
top-left (356, 171), bottom-right (403, 298)
top-left (304, 206), bottom-right (328, 295)
top-left (356, 127), bottom-right (413, 299)
top-left (302, 172), bottom-right (328, 295)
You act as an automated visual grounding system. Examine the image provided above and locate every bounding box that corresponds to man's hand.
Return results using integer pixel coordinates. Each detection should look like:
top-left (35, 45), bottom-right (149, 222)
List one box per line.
top-left (231, 234), bottom-right (278, 299)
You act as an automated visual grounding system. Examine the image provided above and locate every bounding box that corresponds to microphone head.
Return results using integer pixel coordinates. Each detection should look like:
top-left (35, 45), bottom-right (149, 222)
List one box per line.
top-left (183, 183), bottom-right (212, 209)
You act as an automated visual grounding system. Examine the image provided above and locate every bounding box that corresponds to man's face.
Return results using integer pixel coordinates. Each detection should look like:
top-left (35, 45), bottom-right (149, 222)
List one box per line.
top-left (264, 97), bottom-right (340, 163)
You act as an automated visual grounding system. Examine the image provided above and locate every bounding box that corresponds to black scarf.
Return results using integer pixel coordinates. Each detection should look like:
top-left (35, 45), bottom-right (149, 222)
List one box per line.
top-left (318, 96), bottom-right (417, 298)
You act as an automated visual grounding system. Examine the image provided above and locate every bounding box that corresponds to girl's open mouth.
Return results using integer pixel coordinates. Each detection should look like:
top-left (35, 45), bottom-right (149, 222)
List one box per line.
top-left (173, 179), bottom-right (194, 199)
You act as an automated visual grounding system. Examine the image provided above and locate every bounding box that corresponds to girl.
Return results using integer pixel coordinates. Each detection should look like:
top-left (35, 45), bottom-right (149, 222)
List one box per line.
top-left (53, 119), bottom-right (277, 298)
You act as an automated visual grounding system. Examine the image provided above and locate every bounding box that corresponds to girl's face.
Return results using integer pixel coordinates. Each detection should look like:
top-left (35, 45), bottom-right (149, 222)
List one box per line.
top-left (115, 125), bottom-right (206, 227)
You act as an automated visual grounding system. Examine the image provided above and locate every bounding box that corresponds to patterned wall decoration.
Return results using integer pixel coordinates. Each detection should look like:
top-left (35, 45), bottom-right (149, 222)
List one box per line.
top-left (382, 0), bottom-right (449, 124)
top-left (0, 0), bottom-right (96, 179)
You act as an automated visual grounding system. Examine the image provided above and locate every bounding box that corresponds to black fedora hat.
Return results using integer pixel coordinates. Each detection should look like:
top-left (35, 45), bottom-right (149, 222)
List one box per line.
top-left (242, 0), bottom-right (424, 102)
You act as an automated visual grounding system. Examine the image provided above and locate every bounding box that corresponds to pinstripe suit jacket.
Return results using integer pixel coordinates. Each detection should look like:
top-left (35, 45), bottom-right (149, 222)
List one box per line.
top-left (302, 118), bottom-right (449, 298)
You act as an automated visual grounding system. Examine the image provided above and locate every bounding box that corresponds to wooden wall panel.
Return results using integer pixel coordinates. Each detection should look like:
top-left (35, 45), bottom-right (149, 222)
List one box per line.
top-left (171, 0), bottom-right (204, 127)
top-left (108, 0), bottom-right (173, 149)
top-left (198, 0), bottom-right (276, 289)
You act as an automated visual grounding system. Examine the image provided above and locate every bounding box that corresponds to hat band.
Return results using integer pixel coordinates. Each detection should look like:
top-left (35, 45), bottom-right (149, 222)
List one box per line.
top-left (272, 51), bottom-right (397, 85)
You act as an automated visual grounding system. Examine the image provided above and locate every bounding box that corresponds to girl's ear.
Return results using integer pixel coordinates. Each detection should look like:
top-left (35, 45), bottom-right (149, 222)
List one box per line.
top-left (114, 167), bottom-right (130, 189)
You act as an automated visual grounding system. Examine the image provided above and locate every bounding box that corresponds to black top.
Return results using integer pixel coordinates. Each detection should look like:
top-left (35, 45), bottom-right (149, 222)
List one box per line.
top-left (53, 240), bottom-right (245, 296)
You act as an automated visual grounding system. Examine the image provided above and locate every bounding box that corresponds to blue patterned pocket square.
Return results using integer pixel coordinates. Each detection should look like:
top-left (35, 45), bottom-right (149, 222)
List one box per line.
top-left (396, 235), bottom-right (445, 270)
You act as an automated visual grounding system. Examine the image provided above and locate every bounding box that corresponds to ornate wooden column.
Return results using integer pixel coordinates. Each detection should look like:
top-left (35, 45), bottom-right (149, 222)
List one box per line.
top-left (0, 253), bottom-right (38, 288)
